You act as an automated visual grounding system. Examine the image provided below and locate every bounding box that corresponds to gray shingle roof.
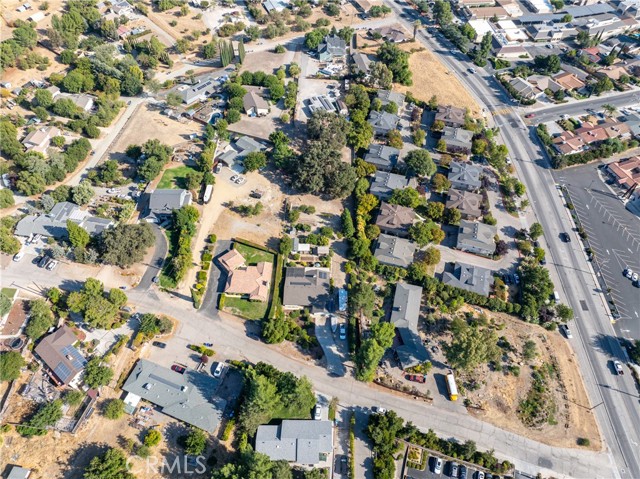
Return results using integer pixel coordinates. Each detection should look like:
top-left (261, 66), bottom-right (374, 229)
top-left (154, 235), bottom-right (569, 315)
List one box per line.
top-left (377, 89), bottom-right (405, 107)
top-left (374, 234), bottom-right (417, 268)
top-left (442, 127), bottom-right (473, 150)
top-left (218, 137), bottom-right (265, 168)
top-left (148, 189), bottom-right (192, 216)
top-left (446, 188), bottom-right (483, 218)
top-left (448, 161), bottom-right (482, 191)
top-left (375, 202), bottom-right (415, 236)
top-left (364, 144), bottom-right (399, 171)
top-left (14, 201), bottom-right (113, 238)
top-left (7, 466), bottom-right (31, 479)
top-left (282, 267), bottom-right (331, 312)
top-left (255, 420), bottom-right (333, 465)
top-left (370, 171), bottom-right (417, 200)
top-left (34, 325), bottom-right (86, 386)
top-left (351, 52), bottom-right (372, 74)
top-left (122, 359), bottom-right (226, 433)
top-left (442, 262), bottom-right (492, 296)
top-left (456, 220), bottom-right (497, 255)
top-left (390, 283), bottom-right (428, 369)
top-left (318, 35), bottom-right (347, 59)
top-left (368, 110), bottom-right (399, 135)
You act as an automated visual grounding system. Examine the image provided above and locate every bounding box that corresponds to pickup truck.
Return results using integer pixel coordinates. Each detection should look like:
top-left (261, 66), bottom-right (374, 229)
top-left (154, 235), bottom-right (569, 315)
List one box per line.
top-left (406, 374), bottom-right (426, 383)
top-left (613, 361), bottom-right (624, 375)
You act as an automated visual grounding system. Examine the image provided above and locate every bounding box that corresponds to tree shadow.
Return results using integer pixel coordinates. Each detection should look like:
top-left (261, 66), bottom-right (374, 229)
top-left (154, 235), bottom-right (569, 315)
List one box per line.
top-left (61, 442), bottom-right (110, 479)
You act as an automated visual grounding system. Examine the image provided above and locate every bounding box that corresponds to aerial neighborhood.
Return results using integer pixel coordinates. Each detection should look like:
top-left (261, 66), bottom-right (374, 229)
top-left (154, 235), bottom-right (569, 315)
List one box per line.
top-left (1, 0), bottom-right (640, 478)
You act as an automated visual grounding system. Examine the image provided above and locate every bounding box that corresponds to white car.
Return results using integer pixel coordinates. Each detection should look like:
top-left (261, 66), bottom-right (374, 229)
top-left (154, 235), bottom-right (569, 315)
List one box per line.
top-left (371, 406), bottom-right (386, 414)
top-left (632, 272), bottom-right (639, 282)
top-left (433, 457), bottom-right (443, 474)
top-left (234, 176), bottom-right (246, 185)
top-left (13, 250), bottom-right (25, 262)
top-left (562, 324), bottom-right (573, 339)
top-left (213, 362), bottom-right (225, 378)
top-left (230, 175), bottom-right (239, 182)
top-left (106, 188), bottom-right (120, 194)
top-left (313, 405), bottom-right (322, 420)
top-left (625, 268), bottom-right (634, 279)
top-left (46, 260), bottom-right (58, 271)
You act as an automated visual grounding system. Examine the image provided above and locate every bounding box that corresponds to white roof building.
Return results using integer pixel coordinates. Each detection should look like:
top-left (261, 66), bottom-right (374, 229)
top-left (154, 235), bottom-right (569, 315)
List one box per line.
top-left (468, 19), bottom-right (495, 42)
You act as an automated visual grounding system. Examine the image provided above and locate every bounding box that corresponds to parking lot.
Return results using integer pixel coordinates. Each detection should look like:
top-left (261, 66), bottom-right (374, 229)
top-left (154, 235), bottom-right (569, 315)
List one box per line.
top-left (553, 163), bottom-right (640, 339)
top-left (406, 454), bottom-right (487, 479)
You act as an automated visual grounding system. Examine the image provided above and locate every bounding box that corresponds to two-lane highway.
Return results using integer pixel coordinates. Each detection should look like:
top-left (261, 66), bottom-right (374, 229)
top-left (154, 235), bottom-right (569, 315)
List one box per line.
top-left (383, 2), bottom-right (640, 477)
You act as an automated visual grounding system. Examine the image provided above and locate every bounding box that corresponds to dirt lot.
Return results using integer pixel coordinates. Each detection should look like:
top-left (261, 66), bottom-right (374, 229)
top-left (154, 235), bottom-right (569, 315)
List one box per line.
top-left (357, 34), bottom-right (481, 117)
top-left (109, 104), bottom-right (202, 157)
top-left (453, 307), bottom-right (601, 450)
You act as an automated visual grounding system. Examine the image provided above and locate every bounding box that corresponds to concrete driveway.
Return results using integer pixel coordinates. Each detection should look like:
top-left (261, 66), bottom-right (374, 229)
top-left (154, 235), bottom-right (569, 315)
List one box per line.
top-left (136, 224), bottom-right (168, 290)
top-left (315, 315), bottom-right (347, 377)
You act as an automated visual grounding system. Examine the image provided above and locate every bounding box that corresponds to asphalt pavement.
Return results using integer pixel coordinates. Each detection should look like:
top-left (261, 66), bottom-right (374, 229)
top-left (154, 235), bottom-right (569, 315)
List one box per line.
top-left (135, 224), bottom-right (168, 290)
top-left (382, 3), bottom-right (640, 477)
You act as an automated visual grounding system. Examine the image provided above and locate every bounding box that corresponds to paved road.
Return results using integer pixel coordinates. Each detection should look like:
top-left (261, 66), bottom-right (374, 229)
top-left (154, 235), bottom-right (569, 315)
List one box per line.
top-left (382, 4), bottom-right (640, 478)
top-left (0, 264), bottom-right (622, 479)
top-left (525, 91), bottom-right (640, 125)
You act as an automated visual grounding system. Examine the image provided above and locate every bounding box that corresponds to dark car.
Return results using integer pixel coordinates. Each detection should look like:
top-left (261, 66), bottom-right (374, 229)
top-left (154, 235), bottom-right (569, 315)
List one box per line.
top-left (560, 232), bottom-right (571, 242)
top-left (32, 255), bottom-right (42, 265)
top-left (152, 341), bottom-right (167, 349)
top-left (340, 455), bottom-right (348, 473)
top-left (171, 364), bottom-right (186, 374)
top-left (460, 464), bottom-right (468, 479)
top-left (38, 256), bottom-right (50, 268)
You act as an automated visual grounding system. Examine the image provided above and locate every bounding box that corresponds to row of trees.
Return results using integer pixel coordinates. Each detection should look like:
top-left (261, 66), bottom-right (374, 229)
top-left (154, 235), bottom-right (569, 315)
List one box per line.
top-left (165, 205), bottom-right (200, 285)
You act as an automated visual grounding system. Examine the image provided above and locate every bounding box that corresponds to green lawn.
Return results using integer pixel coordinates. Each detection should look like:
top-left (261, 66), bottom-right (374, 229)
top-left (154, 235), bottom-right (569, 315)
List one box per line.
top-left (234, 243), bottom-right (275, 265)
top-left (223, 296), bottom-right (269, 320)
top-left (1, 287), bottom-right (17, 299)
top-left (157, 165), bottom-right (199, 189)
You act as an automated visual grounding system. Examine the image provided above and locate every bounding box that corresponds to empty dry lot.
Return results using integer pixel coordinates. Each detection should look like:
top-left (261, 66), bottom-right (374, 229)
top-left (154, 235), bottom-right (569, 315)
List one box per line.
top-left (110, 104), bottom-right (202, 154)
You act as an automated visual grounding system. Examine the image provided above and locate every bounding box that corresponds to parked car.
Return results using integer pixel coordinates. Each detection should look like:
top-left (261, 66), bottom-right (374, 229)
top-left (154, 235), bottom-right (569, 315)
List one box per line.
top-left (32, 255), bottom-right (43, 265)
top-left (460, 465), bottom-right (468, 479)
top-left (624, 268), bottom-right (633, 279)
top-left (171, 364), bottom-right (186, 374)
top-left (339, 323), bottom-right (347, 340)
top-left (313, 405), bottom-right (322, 420)
top-left (433, 457), bottom-right (443, 474)
top-left (406, 374), bottom-right (426, 383)
top-left (476, 471), bottom-right (485, 479)
top-left (560, 232), bottom-right (571, 242)
top-left (613, 360), bottom-right (624, 375)
top-left (46, 260), bottom-right (58, 271)
top-left (561, 324), bottom-right (573, 339)
top-left (121, 306), bottom-right (133, 313)
top-left (213, 362), bottom-right (225, 378)
top-left (525, 113), bottom-right (535, 118)
top-left (234, 176), bottom-right (246, 185)
top-left (340, 455), bottom-right (348, 472)
top-left (230, 175), bottom-right (239, 182)
top-left (371, 406), bottom-right (386, 414)
top-left (632, 272), bottom-right (639, 283)
top-left (13, 250), bottom-right (25, 262)
top-left (449, 462), bottom-right (459, 477)
top-left (152, 341), bottom-right (167, 349)
top-left (152, 276), bottom-right (160, 284)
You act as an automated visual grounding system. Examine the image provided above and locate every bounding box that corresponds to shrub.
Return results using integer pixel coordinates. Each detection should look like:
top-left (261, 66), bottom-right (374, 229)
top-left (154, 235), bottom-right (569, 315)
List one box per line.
top-left (144, 429), bottom-right (163, 447)
top-left (104, 399), bottom-right (125, 420)
top-left (209, 234), bottom-right (217, 243)
top-left (577, 437), bottom-right (590, 447)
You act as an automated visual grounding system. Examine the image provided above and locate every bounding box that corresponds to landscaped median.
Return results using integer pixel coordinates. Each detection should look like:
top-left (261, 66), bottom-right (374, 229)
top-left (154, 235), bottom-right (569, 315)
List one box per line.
top-left (218, 238), bottom-right (282, 321)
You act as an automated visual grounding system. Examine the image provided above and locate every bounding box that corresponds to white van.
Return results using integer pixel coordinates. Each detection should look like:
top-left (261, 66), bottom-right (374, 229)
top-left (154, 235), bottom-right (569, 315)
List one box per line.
top-left (553, 291), bottom-right (560, 302)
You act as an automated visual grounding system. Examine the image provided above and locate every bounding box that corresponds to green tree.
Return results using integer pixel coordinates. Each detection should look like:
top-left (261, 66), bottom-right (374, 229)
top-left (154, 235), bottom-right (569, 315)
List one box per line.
top-left (389, 188), bottom-right (424, 208)
top-left (443, 207), bottom-right (462, 225)
top-left (67, 220), bottom-right (90, 249)
top-left (387, 129), bottom-right (403, 149)
top-left (529, 222), bottom-right (543, 240)
top-left (71, 180), bottom-right (95, 205)
top-left (341, 209), bottom-right (355, 238)
top-left (556, 304), bottom-right (574, 322)
top-left (243, 151), bottom-right (267, 172)
top-left (63, 389), bottom-right (85, 406)
top-left (17, 399), bottom-right (63, 437)
top-left (431, 173), bottom-right (451, 193)
top-left (84, 358), bottom-right (114, 388)
top-left (104, 398), bottom-right (125, 419)
top-left (522, 339), bottom-right (538, 361)
top-left (425, 201), bottom-right (445, 221)
top-left (166, 92), bottom-right (183, 107)
top-left (84, 448), bottom-right (135, 479)
top-left (409, 221), bottom-right (445, 246)
top-left (445, 318), bottom-right (500, 371)
top-left (433, 0), bottom-right (453, 25)
top-left (144, 429), bottom-right (162, 447)
top-left (0, 291), bottom-right (11, 316)
top-left (34, 88), bottom-right (54, 108)
top-left (184, 427), bottom-right (208, 455)
top-left (0, 351), bottom-right (25, 382)
top-left (25, 299), bottom-right (55, 340)
top-left (405, 149), bottom-right (435, 177)
top-left (423, 246), bottom-right (441, 265)
top-left (100, 223), bottom-right (155, 267)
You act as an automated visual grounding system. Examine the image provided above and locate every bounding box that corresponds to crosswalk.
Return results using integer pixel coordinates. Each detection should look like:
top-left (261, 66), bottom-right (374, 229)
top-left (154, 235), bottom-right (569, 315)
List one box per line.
top-left (491, 107), bottom-right (512, 117)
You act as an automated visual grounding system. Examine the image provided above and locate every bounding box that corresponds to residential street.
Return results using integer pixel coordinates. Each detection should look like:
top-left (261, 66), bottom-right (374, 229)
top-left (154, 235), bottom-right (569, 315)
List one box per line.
top-left (384, 3), bottom-right (640, 478)
top-left (0, 264), bottom-right (623, 479)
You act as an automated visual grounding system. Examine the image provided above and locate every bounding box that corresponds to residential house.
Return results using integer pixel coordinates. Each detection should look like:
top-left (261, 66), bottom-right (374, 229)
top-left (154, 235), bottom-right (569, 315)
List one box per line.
top-left (372, 25), bottom-right (409, 43)
top-left (282, 267), bottom-right (331, 312)
top-left (390, 283), bottom-right (428, 369)
top-left (448, 161), bottom-right (482, 191)
top-left (220, 249), bottom-right (273, 302)
top-left (621, 113), bottom-right (640, 137)
top-left (243, 91), bottom-right (269, 116)
top-left (21, 126), bottom-right (61, 154)
top-left (147, 189), bottom-right (192, 220)
top-left (443, 262), bottom-right (493, 296)
top-left (374, 234), bottom-right (417, 268)
top-left (552, 130), bottom-right (587, 155)
top-left (377, 90), bottom-right (405, 109)
top-left (596, 65), bottom-right (629, 81)
top-left (179, 78), bottom-right (216, 105)
top-left (46, 85), bottom-right (61, 99)
top-left (456, 220), bottom-right (497, 256)
top-left (318, 35), bottom-right (347, 61)
top-left (15, 201), bottom-right (113, 238)
top-left (435, 105), bottom-right (466, 128)
top-left (364, 144), bottom-right (399, 171)
top-left (375, 202), bottom-right (416, 237)
top-left (553, 71), bottom-right (586, 91)
top-left (34, 326), bottom-right (87, 387)
top-left (368, 110), bottom-right (400, 136)
top-left (527, 74), bottom-right (563, 94)
top-left (508, 77), bottom-right (541, 100)
top-left (111, 0), bottom-right (133, 15)
top-left (351, 51), bottom-right (372, 75)
top-left (217, 136), bottom-right (266, 170)
top-left (307, 95), bottom-right (347, 115)
top-left (607, 156), bottom-right (640, 189)
top-left (370, 171), bottom-right (417, 200)
top-left (441, 127), bottom-right (473, 154)
top-left (579, 46), bottom-right (602, 63)
top-left (2, 299), bottom-right (28, 337)
top-left (446, 189), bottom-right (483, 219)
top-left (65, 93), bottom-right (94, 112)
top-left (354, 0), bottom-right (373, 12)
top-left (27, 11), bottom-right (45, 22)
top-left (255, 420), bottom-right (333, 466)
top-left (122, 359), bottom-right (226, 433)
top-left (7, 466), bottom-right (31, 479)
top-left (263, 0), bottom-right (290, 12)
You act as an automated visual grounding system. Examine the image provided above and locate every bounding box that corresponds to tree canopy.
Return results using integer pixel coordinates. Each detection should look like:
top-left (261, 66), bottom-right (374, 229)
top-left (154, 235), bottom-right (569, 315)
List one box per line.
top-left (0, 351), bottom-right (25, 382)
top-left (100, 223), bottom-right (155, 268)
